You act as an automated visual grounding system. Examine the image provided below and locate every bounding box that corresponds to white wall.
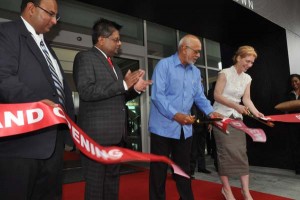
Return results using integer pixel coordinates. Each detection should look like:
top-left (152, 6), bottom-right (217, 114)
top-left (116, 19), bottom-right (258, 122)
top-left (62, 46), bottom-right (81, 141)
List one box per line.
top-left (286, 30), bottom-right (300, 74)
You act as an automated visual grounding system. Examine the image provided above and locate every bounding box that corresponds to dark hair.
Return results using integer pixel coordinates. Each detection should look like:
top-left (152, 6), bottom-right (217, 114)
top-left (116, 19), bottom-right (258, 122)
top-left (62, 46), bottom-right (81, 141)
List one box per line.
top-left (21, 0), bottom-right (41, 12)
top-left (92, 18), bottom-right (122, 45)
top-left (290, 74), bottom-right (300, 81)
top-left (288, 73), bottom-right (300, 91)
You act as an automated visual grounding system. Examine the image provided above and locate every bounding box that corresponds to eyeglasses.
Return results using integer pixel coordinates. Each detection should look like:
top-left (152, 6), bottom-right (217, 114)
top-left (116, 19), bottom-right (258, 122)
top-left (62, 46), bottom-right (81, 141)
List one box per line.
top-left (35, 4), bottom-right (60, 21)
top-left (186, 46), bottom-right (201, 54)
top-left (106, 37), bottom-right (121, 43)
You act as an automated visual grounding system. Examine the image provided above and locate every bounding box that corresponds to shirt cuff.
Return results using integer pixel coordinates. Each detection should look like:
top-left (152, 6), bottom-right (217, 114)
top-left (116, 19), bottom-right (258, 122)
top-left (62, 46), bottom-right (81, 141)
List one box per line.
top-left (123, 80), bottom-right (128, 90)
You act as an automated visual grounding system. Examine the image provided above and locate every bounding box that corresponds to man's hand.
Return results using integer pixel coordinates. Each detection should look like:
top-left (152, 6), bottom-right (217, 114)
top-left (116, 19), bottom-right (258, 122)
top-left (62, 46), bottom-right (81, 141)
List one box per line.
top-left (173, 113), bottom-right (195, 125)
top-left (209, 112), bottom-right (223, 119)
top-left (134, 72), bottom-right (152, 92)
top-left (40, 99), bottom-right (56, 107)
top-left (124, 69), bottom-right (144, 89)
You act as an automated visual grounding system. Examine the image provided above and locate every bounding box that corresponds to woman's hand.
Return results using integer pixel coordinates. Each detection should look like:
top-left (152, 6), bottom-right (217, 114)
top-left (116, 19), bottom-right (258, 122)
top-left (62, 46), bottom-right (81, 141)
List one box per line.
top-left (236, 104), bottom-right (249, 115)
top-left (255, 111), bottom-right (264, 118)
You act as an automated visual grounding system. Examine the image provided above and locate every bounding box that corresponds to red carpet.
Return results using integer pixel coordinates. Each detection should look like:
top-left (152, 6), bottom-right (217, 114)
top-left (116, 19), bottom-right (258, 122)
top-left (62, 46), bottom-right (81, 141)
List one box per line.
top-left (64, 151), bottom-right (80, 161)
top-left (63, 169), bottom-right (292, 200)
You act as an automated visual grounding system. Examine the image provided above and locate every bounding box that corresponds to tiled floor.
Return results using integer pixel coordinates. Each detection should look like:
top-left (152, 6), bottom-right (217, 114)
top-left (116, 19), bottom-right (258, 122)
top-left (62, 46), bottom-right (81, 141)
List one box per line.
top-left (193, 156), bottom-right (300, 200)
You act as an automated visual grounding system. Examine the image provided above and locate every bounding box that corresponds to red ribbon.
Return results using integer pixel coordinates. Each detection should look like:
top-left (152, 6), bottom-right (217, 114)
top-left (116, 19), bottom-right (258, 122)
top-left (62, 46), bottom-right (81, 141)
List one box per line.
top-left (0, 102), bottom-right (188, 178)
top-left (213, 113), bottom-right (300, 142)
top-left (264, 113), bottom-right (300, 123)
top-left (214, 118), bottom-right (267, 142)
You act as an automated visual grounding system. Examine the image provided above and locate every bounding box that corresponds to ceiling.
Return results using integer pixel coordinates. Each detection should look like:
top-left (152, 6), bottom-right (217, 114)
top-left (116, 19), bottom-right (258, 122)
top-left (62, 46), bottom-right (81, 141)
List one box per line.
top-left (75, 0), bottom-right (284, 45)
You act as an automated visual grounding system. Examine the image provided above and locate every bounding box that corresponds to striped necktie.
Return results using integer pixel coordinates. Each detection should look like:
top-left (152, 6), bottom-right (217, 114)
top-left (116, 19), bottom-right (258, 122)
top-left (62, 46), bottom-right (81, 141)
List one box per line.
top-left (40, 40), bottom-right (66, 109)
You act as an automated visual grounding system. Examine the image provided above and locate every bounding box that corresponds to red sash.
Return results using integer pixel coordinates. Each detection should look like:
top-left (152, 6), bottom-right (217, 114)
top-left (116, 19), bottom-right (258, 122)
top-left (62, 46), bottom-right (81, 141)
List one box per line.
top-left (214, 118), bottom-right (267, 142)
top-left (265, 113), bottom-right (300, 123)
top-left (213, 113), bottom-right (300, 142)
top-left (0, 102), bottom-right (188, 178)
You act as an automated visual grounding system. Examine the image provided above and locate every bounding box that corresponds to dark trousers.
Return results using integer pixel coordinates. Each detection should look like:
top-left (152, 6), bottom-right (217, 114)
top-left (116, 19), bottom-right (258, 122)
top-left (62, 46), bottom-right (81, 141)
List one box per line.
top-left (81, 155), bottom-right (120, 200)
top-left (81, 140), bottom-right (124, 200)
top-left (190, 128), bottom-right (207, 173)
top-left (289, 124), bottom-right (300, 172)
top-left (150, 132), bottom-right (194, 200)
top-left (0, 133), bottom-right (64, 200)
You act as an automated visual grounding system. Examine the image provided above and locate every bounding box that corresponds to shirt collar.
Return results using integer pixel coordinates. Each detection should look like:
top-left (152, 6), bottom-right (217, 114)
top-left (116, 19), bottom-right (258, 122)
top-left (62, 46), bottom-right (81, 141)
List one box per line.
top-left (173, 53), bottom-right (193, 69)
top-left (94, 46), bottom-right (108, 59)
top-left (21, 16), bottom-right (44, 42)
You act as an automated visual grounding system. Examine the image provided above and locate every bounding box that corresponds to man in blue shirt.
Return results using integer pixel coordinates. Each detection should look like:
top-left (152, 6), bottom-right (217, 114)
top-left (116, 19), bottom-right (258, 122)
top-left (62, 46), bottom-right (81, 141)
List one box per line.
top-left (149, 34), bottom-right (221, 200)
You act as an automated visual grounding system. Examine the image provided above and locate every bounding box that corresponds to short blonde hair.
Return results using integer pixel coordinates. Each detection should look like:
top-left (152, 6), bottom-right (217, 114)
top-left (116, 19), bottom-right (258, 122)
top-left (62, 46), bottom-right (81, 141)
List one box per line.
top-left (232, 45), bottom-right (257, 64)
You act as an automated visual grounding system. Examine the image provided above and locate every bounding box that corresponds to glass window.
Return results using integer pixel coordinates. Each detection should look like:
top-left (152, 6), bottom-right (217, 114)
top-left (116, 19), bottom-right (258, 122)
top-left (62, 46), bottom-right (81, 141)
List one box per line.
top-left (147, 58), bottom-right (160, 96)
top-left (148, 58), bottom-right (160, 81)
top-left (52, 47), bottom-right (79, 92)
top-left (52, 47), bottom-right (79, 73)
top-left (198, 67), bottom-right (207, 94)
top-left (0, 1), bottom-right (144, 45)
top-left (205, 39), bottom-right (221, 69)
top-left (0, 0), bottom-right (20, 13)
top-left (147, 22), bottom-right (177, 57)
top-left (207, 69), bottom-right (219, 89)
top-left (59, 1), bottom-right (144, 46)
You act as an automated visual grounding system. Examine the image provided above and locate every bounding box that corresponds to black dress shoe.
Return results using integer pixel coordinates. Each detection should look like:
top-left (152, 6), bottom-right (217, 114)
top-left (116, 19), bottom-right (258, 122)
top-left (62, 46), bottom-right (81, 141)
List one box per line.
top-left (198, 169), bottom-right (211, 174)
top-left (296, 170), bottom-right (300, 175)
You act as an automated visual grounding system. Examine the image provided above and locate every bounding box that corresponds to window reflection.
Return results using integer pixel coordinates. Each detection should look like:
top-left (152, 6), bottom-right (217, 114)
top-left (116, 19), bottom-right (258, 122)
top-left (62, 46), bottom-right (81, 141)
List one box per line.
top-left (199, 67), bottom-right (207, 94)
top-left (206, 39), bottom-right (221, 68)
top-left (208, 69), bottom-right (219, 89)
top-left (147, 22), bottom-right (177, 57)
top-left (147, 58), bottom-right (160, 96)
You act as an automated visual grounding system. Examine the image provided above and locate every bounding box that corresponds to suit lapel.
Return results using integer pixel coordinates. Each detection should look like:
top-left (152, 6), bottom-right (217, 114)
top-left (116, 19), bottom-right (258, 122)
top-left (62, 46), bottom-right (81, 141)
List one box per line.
top-left (18, 19), bottom-right (57, 92)
top-left (92, 47), bottom-right (118, 80)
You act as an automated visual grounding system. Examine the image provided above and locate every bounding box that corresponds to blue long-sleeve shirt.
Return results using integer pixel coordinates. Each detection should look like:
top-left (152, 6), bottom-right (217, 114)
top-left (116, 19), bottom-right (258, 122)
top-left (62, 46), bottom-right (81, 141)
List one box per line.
top-left (149, 53), bottom-right (214, 139)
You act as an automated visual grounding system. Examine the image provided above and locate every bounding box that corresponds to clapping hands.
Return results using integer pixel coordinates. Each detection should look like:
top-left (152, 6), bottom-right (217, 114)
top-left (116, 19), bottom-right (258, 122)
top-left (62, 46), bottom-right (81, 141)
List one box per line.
top-left (124, 69), bottom-right (152, 92)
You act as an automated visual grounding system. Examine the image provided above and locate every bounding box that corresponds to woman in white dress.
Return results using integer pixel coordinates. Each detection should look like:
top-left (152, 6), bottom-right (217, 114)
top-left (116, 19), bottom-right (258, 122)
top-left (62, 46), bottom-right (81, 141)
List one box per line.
top-left (213, 46), bottom-right (264, 200)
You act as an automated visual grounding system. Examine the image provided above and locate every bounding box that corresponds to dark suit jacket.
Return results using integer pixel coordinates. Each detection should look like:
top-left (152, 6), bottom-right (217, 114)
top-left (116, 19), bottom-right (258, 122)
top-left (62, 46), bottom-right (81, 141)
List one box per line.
top-left (73, 47), bottom-right (139, 145)
top-left (0, 18), bottom-right (74, 159)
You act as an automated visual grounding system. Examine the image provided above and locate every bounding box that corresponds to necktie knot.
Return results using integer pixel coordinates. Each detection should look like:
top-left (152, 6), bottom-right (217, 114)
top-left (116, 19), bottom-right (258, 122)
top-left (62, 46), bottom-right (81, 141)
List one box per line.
top-left (107, 57), bottom-right (113, 67)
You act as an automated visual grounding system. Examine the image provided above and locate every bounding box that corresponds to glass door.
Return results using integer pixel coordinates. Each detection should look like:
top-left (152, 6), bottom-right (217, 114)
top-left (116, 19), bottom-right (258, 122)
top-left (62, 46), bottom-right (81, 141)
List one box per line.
top-left (113, 57), bottom-right (142, 152)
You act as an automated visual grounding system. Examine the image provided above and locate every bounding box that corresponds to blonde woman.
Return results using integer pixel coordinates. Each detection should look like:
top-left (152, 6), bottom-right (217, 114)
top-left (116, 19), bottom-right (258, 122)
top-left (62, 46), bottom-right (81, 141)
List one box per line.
top-left (213, 46), bottom-right (264, 200)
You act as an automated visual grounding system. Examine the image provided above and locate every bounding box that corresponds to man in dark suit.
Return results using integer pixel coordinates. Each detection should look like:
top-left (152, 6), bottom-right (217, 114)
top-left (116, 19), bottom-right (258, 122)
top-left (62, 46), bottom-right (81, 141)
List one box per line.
top-left (73, 18), bottom-right (151, 200)
top-left (0, 0), bottom-right (74, 199)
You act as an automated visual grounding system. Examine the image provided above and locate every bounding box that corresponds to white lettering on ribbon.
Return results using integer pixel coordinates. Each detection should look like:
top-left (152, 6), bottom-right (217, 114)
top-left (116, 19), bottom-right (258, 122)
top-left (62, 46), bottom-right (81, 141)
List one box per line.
top-left (4, 111), bottom-right (24, 127)
top-left (231, 121), bottom-right (243, 127)
top-left (52, 106), bottom-right (123, 161)
top-left (27, 108), bottom-right (43, 124)
top-left (248, 129), bottom-right (264, 141)
top-left (53, 107), bottom-right (71, 129)
top-left (0, 109), bottom-right (44, 128)
top-left (108, 149), bottom-right (123, 160)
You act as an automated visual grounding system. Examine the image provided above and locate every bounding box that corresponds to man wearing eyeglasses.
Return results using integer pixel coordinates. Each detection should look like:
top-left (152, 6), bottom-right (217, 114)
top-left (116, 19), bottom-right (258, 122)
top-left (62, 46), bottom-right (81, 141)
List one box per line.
top-left (149, 34), bottom-right (221, 200)
top-left (73, 18), bottom-right (152, 200)
top-left (0, 0), bottom-right (75, 199)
